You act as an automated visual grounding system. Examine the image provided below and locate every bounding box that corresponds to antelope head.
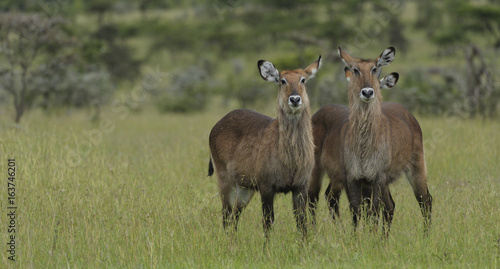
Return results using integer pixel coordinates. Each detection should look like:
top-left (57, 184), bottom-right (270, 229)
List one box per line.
top-left (338, 47), bottom-right (398, 106)
top-left (258, 56), bottom-right (322, 115)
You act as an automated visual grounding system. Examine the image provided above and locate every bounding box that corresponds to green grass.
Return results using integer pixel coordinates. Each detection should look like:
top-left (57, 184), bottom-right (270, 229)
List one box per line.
top-left (0, 108), bottom-right (499, 268)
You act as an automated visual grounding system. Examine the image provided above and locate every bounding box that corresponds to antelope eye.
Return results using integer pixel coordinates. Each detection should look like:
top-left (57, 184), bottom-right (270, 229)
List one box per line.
top-left (281, 79), bottom-right (287, 85)
top-left (371, 67), bottom-right (377, 75)
top-left (300, 78), bottom-right (306, 84)
top-left (353, 68), bottom-right (360, 75)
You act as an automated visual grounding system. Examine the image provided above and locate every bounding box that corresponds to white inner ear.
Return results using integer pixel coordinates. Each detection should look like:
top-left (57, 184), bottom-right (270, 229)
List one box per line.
top-left (309, 68), bottom-right (318, 79)
top-left (378, 49), bottom-right (395, 67)
top-left (260, 61), bottom-right (279, 83)
top-left (380, 75), bottom-right (396, 89)
top-left (307, 57), bottom-right (322, 79)
top-left (380, 78), bottom-right (386, 88)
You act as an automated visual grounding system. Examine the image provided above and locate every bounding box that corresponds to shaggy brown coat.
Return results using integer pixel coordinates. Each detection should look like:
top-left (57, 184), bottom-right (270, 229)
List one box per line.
top-left (308, 48), bottom-right (432, 234)
top-left (209, 56), bottom-right (321, 239)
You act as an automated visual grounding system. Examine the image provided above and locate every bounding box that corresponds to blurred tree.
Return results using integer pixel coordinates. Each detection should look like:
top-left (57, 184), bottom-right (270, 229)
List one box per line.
top-left (429, 1), bottom-right (500, 117)
top-left (85, 0), bottom-right (117, 25)
top-left (464, 45), bottom-right (495, 117)
top-left (387, 16), bottom-right (408, 53)
top-left (137, 0), bottom-right (170, 19)
top-left (221, 59), bottom-right (274, 109)
top-left (0, 0), bottom-right (27, 11)
top-left (0, 13), bottom-right (66, 123)
top-left (144, 19), bottom-right (206, 60)
top-left (414, 0), bottom-right (442, 36)
top-left (338, 0), bottom-right (368, 25)
top-left (82, 24), bottom-right (142, 83)
top-left (0, 13), bottom-right (115, 123)
top-left (32, 58), bottom-right (113, 119)
top-left (384, 67), bottom-right (463, 115)
top-left (255, 0), bottom-right (319, 9)
top-left (155, 66), bottom-right (212, 113)
top-left (311, 67), bottom-right (348, 108)
top-left (372, 2), bottom-right (408, 53)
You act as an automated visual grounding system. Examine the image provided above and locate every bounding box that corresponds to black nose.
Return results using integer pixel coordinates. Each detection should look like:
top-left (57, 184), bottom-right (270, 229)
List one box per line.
top-left (289, 95), bottom-right (301, 106)
top-left (361, 88), bottom-right (374, 98)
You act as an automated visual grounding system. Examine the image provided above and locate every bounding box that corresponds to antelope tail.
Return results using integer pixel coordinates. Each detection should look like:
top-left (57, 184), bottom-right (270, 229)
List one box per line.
top-left (208, 158), bottom-right (214, 177)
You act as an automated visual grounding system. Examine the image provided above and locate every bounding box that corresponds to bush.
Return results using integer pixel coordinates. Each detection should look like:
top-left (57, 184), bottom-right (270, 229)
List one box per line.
top-left (155, 66), bottom-right (212, 113)
top-left (32, 60), bottom-right (114, 112)
top-left (383, 67), bottom-right (462, 115)
top-left (311, 69), bottom-right (348, 108)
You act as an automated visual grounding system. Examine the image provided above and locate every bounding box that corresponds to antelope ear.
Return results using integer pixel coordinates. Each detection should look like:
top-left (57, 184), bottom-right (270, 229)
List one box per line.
top-left (377, 47), bottom-right (395, 68)
top-left (258, 60), bottom-right (279, 83)
top-left (380, 72), bottom-right (399, 89)
top-left (338, 47), bottom-right (355, 67)
top-left (304, 55), bottom-right (322, 80)
top-left (344, 66), bottom-right (352, 82)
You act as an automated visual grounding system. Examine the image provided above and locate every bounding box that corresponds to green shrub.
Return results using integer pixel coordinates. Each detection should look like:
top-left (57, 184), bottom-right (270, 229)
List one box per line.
top-left (155, 66), bottom-right (212, 113)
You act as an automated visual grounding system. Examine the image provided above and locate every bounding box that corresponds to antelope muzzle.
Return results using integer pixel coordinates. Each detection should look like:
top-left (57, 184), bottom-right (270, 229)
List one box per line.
top-left (288, 94), bottom-right (302, 111)
top-left (359, 87), bottom-right (374, 103)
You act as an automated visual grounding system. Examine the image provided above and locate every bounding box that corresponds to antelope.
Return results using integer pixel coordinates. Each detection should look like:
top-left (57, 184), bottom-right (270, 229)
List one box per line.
top-left (308, 47), bottom-right (432, 234)
top-left (208, 56), bottom-right (322, 240)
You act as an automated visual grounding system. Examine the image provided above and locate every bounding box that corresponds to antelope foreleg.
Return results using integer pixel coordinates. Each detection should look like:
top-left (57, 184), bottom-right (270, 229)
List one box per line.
top-left (293, 187), bottom-right (308, 240)
top-left (346, 179), bottom-right (363, 229)
top-left (261, 191), bottom-right (275, 240)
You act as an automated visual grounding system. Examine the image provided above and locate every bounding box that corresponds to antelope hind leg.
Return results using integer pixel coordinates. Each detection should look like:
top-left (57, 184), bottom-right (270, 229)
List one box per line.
top-left (406, 162), bottom-right (433, 234)
top-left (346, 179), bottom-right (363, 229)
top-left (381, 186), bottom-right (395, 236)
top-left (325, 183), bottom-right (342, 221)
top-left (307, 166), bottom-right (323, 227)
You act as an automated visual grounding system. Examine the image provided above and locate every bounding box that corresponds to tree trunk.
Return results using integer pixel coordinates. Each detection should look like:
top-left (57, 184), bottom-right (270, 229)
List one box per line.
top-left (465, 45), bottom-right (481, 117)
top-left (464, 44), bottom-right (493, 118)
top-left (14, 104), bottom-right (24, 124)
top-left (14, 66), bottom-right (29, 124)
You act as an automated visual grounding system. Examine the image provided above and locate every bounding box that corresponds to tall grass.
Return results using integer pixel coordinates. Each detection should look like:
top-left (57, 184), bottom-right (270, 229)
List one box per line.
top-left (0, 109), bottom-right (498, 268)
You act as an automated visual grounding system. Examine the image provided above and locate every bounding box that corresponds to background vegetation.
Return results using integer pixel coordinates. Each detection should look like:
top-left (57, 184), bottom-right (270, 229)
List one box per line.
top-left (0, 0), bottom-right (499, 121)
top-left (0, 0), bottom-right (499, 268)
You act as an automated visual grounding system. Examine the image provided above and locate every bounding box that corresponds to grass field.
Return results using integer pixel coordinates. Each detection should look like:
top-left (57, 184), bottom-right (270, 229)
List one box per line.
top-left (0, 107), bottom-right (499, 268)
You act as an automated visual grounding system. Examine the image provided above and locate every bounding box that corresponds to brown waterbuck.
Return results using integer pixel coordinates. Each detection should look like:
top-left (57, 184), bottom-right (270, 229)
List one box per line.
top-left (308, 47), bottom-right (432, 234)
top-left (208, 56), bottom-right (321, 240)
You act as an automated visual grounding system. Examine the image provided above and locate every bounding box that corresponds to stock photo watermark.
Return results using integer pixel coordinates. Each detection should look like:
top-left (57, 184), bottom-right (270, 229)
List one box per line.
top-left (6, 158), bottom-right (17, 262)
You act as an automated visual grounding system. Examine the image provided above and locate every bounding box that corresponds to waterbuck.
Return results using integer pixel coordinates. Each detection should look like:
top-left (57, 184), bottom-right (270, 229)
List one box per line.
top-left (208, 56), bottom-right (322, 239)
top-left (308, 47), bottom-right (432, 234)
